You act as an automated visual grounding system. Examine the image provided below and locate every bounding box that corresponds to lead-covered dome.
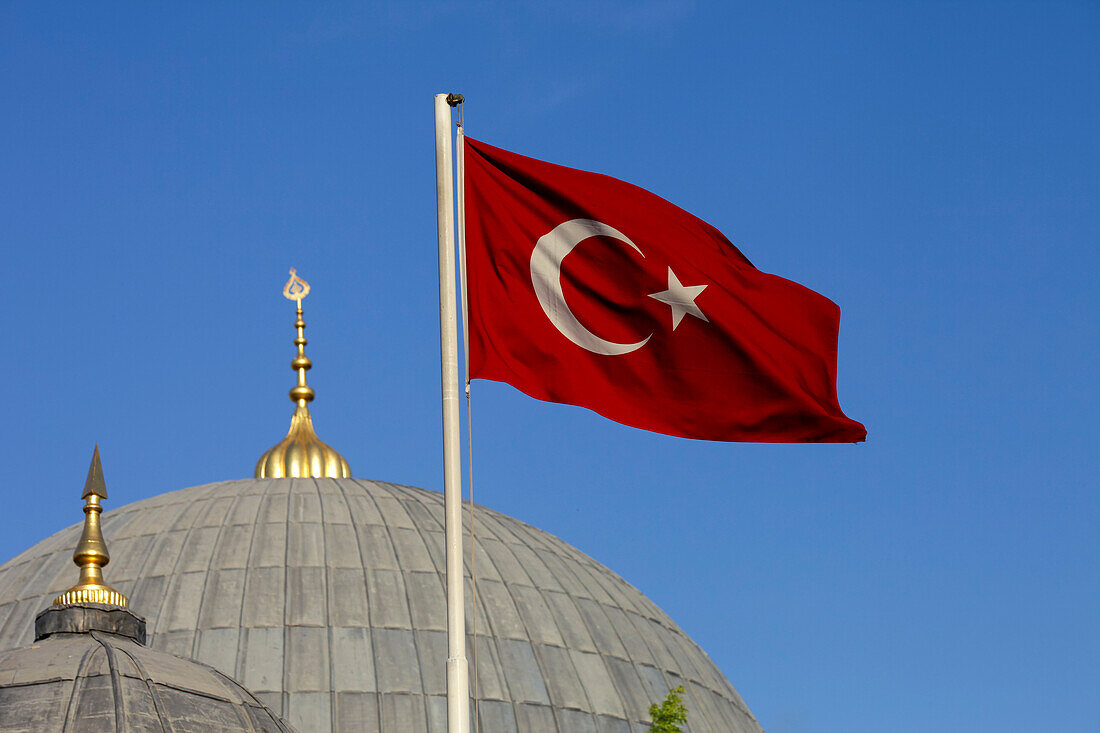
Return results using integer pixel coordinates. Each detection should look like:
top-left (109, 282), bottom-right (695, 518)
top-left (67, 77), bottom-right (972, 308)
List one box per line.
top-left (0, 604), bottom-right (293, 732)
top-left (0, 478), bottom-right (761, 732)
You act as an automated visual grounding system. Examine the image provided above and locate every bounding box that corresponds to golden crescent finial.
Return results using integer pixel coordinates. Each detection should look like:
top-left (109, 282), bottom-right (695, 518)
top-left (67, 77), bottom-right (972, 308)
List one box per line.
top-left (283, 268), bottom-right (310, 303)
top-left (255, 270), bottom-right (351, 479)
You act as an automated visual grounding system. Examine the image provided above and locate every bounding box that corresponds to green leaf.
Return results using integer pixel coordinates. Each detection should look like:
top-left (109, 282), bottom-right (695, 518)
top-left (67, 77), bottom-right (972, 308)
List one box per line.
top-left (648, 685), bottom-right (688, 733)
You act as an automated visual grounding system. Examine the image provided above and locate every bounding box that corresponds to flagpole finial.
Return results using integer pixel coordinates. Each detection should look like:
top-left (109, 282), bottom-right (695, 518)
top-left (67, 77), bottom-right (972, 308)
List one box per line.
top-left (54, 446), bottom-right (129, 607)
top-left (255, 270), bottom-right (352, 479)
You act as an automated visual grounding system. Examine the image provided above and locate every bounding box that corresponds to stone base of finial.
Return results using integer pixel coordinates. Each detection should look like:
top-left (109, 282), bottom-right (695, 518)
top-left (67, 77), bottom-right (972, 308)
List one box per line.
top-left (52, 586), bottom-right (129, 608)
top-left (35, 603), bottom-right (147, 644)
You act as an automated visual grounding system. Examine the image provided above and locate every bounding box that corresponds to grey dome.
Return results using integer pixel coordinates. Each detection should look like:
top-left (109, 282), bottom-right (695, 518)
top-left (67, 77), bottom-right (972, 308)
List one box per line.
top-left (0, 478), bottom-right (761, 732)
top-left (0, 608), bottom-right (293, 732)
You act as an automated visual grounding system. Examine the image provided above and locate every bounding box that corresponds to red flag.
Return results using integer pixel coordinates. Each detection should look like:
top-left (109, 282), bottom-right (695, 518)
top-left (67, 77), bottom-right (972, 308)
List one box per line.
top-left (463, 137), bottom-right (866, 443)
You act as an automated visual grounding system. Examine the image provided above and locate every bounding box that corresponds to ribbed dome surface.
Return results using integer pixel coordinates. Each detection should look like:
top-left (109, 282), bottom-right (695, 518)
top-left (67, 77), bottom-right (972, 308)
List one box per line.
top-left (0, 629), bottom-right (293, 732)
top-left (0, 479), bottom-right (761, 732)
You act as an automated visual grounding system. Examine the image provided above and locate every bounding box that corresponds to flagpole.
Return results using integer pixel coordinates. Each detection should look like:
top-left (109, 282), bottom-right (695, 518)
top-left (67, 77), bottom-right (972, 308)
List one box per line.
top-left (456, 123), bottom-right (470, 383)
top-left (434, 92), bottom-right (470, 733)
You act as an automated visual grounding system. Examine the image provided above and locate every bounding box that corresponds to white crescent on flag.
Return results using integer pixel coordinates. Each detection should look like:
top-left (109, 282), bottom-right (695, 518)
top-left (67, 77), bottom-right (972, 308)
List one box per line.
top-left (530, 219), bottom-right (653, 356)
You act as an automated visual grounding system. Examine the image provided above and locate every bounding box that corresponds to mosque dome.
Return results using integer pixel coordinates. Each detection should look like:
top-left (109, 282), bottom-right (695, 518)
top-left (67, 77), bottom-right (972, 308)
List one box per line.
top-left (0, 604), bottom-right (293, 732)
top-left (0, 477), bottom-right (763, 732)
top-left (0, 274), bottom-right (763, 731)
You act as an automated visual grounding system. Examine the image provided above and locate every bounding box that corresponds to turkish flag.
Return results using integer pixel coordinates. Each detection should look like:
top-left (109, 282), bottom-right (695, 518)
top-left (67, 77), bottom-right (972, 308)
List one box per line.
top-left (463, 137), bottom-right (866, 443)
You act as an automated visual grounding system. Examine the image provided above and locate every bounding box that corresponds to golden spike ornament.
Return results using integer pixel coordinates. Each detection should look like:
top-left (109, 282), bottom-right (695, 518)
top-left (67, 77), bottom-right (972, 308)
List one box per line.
top-left (255, 270), bottom-right (351, 479)
top-left (54, 446), bottom-right (129, 607)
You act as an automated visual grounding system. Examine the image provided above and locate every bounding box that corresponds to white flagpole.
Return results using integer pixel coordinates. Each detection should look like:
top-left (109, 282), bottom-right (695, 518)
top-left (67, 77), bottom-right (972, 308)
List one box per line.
top-left (456, 123), bottom-right (470, 383)
top-left (434, 92), bottom-right (470, 733)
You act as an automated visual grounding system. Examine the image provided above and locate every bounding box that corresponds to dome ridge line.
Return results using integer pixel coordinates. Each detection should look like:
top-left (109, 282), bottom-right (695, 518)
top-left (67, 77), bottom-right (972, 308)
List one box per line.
top-left (187, 481), bottom-right (253, 663)
top-left (88, 630), bottom-right (129, 728)
top-left (109, 637), bottom-right (172, 726)
top-left (309, 475), bottom-right (341, 728)
top-left (232, 477), bottom-right (282, 686)
top-left (60, 639), bottom-right (100, 730)
top-left (278, 477), bottom-right (295, 721)
top-left (327, 477), bottom-right (388, 732)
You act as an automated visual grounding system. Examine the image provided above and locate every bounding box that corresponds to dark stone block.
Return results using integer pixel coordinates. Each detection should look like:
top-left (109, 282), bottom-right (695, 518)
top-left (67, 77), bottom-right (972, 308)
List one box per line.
top-left (34, 603), bottom-right (147, 644)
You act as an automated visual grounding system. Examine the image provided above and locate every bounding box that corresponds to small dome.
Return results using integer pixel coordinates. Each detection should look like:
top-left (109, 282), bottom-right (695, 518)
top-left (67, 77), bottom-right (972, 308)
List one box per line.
top-left (0, 604), bottom-right (293, 732)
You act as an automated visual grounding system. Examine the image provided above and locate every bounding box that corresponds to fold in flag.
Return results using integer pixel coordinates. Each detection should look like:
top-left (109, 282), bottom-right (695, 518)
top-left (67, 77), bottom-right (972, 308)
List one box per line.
top-left (463, 137), bottom-right (866, 443)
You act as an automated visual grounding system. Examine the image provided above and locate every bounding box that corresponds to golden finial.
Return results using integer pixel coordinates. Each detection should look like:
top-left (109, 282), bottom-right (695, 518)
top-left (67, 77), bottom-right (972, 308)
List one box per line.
top-left (283, 267), bottom-right (311, 302)
top-left (284, 268), bottom-right (316, 406)
top-left (255, 270), bottom-right (351, 479)
top-left (54, 446), bottom-right (129, 607)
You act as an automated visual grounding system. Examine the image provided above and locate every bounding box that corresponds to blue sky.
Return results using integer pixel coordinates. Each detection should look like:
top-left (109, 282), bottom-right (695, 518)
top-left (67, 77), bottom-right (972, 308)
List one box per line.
top-left (3, 2), bottom-right (1098, 731)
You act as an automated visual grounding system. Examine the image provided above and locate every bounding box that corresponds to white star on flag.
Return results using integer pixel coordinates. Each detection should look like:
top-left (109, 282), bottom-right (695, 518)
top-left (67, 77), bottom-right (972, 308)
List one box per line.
top-left (648, 267), bottom-right (709, 330)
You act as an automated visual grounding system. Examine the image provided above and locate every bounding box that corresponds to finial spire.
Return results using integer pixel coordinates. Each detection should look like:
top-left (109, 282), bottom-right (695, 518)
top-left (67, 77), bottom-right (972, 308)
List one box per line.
top-left (255, 270), bottom-right (351, 479)
top-left (54, 446), bottom-right (129, 607)
top-left (82, 444), bottom-right (107, 500)
top-left (284, 269), bottom-right (316, 406)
